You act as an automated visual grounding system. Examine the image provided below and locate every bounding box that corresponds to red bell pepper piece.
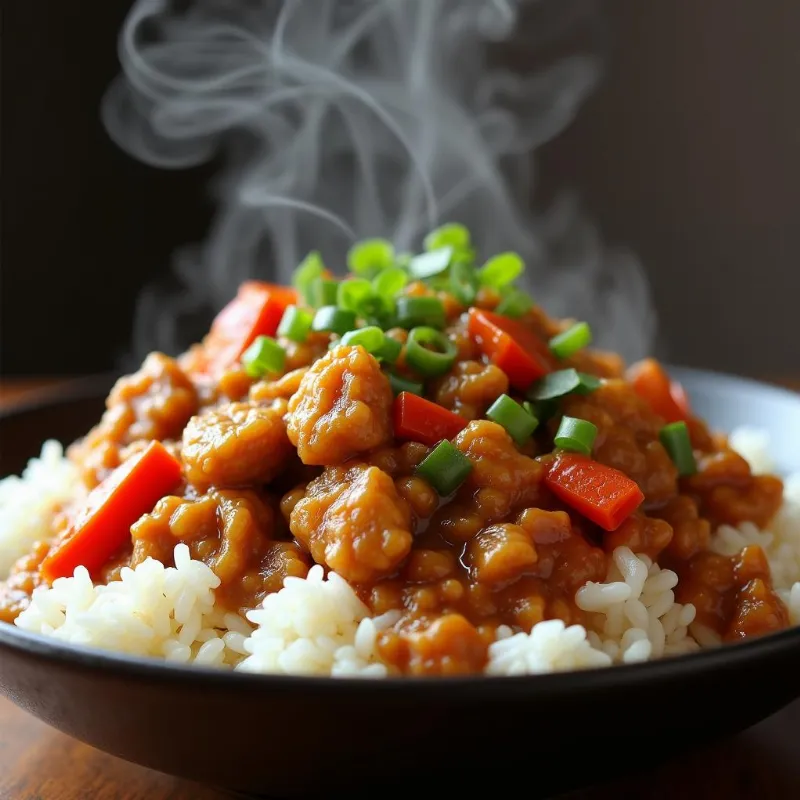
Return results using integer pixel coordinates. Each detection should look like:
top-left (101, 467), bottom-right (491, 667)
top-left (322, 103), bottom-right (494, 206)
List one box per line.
top-left (544, 452), bottom-right (645, 532)
top-left (204, 281), bottom-right (299, 374)
top-left (627, 358), bottom-right (691, 423)
top-left (41, 441), bottom-right (183, 582)
top-left (467, 308), bottom-right (551, 391)
top-left (393, 392), bottom-right (468, 446)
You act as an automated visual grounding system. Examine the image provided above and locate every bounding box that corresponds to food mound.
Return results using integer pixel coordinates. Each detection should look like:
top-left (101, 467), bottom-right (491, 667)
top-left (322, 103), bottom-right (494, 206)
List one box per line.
top-left (1, 227), bottom-right (799, 677)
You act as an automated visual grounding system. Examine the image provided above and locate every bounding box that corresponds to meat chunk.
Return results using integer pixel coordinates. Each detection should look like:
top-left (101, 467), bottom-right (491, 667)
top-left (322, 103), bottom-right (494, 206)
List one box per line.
top-left (431, 360), bottom-right (509, 420)
top-left (107, 352), bottom-right (198, 443)
top-left (182, 401), bottom-right (294, 489)
top-left (378, 614), bottom-right (489, 676)
top-left (427, 421), bottom-right (544, 543)
top-left (653, 496), bottom-right (710, 561)
top-left (455, 421), bottom-right (543, 505)
top-left (286, 345), bottom-right (393, 466)
top-left (289, 463), bottom-right (413, 583)
top-left (130, 488), bottom-right (307, 612)
top-left (465, 524), bottom-right (538, 586)
top-left (70, 353), bottom-right (198, 486)
top-left (250, 368), bottom-right (309, 404)
top-left (604, 512), bottom-right (674, 560)
top-left (561, 380), bottom-right (679, 505)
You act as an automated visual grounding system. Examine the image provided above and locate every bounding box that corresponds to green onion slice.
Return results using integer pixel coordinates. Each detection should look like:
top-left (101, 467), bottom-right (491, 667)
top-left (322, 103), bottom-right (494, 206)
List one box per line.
top-left (293, 251), bottom-right (325, 305)
top-left (376, 335), bottom-right (403, 365)
top-left (424, 222), bottom-right (471, 253)
top-left (337, 278), bottom-right (374, 314)
top-left (495, 288), bottom-right (534, 319)
top-left (241, 336), bottom-right (285, 379)
top-left (395, 296), bottom-right (446, 329)
top-left (415, 440), bottom-right (473, 496)
top-left (310, 278), bottom-right (339, 308)
top-left (277, 305), bottom-right (313, 343)
top-left (527, 398), bottom-right (558, 423)
top-left (450, 261), bottom-right (479, 306)
top-left (528, 369), bottom-right (602, 401)
top-left (405, 327), bottom-right (458, 377)
top-left (554, 416), bottom-right (598, 456)
top-left (388, 371), bottom-right (424, 397)
top-left (311, 306), bottom-right (357, 336)
top-left (549, 322), bottom-right (593, 360)
top-left (347, 238), bottom-right (395, 278)
top-left (659, 421), bottom-right (697, 477)
top-left (372, 267), bottom-right (408, 303)
top-left (407, 247), bottom-right (453, 280)
top-left (486, 394), bottom-right (539, 445)
top-left (340, 326), bottom-right (386, 354)
top-left (478, 252), bottom-right (524, 289)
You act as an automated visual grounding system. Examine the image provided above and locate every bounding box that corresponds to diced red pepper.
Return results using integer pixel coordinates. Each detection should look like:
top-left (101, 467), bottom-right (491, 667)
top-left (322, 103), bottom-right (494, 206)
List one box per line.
top-left (203, 281), bottom-right (299, 375)
top-left (627, 358), bottom-right (691, 423)
top-left (669, 380), bottom-right (692, 418)
top-left (393, 392), bottom-right (468, 446)
top-left (41, 441), bottom-right (183, 582)
top-left (467, 308), bottom-right (551, 391)
top-left (544, 452), bottom-right (645, 532)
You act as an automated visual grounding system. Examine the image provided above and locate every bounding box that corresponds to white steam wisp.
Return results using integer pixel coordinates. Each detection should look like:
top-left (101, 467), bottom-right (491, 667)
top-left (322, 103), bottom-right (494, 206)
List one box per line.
top-left (101, 0), bottom-right (655, 363)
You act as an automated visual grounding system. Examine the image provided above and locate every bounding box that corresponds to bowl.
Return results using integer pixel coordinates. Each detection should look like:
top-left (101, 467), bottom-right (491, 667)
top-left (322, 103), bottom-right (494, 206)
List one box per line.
top-left (1, 369), bottom-right (799, 798)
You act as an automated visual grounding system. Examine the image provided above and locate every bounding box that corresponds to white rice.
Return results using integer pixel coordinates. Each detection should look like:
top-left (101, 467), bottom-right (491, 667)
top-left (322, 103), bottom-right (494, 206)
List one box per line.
top-left (3, 429), bottom-right (800, 677)
top-left (486, 620), bottom-right (613, 675)
top-left (0, 441), bottom-right (82, 575)
top-left (237, 566), bottom-right (399, 677)
top-left (15, 543), bottom-right (249, 667)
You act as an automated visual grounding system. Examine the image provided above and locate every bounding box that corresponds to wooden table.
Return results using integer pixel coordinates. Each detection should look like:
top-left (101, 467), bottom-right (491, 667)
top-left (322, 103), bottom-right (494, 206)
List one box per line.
top-left (2, 378), bottom-right (799, 800)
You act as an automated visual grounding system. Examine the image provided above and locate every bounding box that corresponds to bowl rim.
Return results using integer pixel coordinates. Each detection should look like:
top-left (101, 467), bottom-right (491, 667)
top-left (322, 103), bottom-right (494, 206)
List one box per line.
top-left (1, 366), bottom-right (799, 695)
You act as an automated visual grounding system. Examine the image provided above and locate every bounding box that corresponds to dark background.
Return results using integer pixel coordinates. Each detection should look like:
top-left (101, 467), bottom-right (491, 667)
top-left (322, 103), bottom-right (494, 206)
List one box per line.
top-left (2, 1), bottom-right (799, 378)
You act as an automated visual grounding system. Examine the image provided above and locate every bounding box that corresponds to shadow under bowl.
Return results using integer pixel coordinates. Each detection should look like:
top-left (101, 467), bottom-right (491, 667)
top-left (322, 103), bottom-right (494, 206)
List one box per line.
top-left (1, 369), bottom-right (799, 798)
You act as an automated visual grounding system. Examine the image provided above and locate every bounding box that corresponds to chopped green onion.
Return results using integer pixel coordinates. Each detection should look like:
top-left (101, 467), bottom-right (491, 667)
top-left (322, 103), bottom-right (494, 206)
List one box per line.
top-left (277, 305), bottom-right (313, 343)
top-left (293, 251), bottom-right (325, 305)
top-left (554, 416), bottom-right (598, 456)
top-left (407, 247), bottom-right (453, 280)
top-left (495, 288), bottom-right (534, 318)
top-left (659, 421), bottom-right (697, 477)
top-left (347, 238), bottom-right (395, 278)
top-left (528, 369), bottom-right (601, 401)
top-left (395, 296), bottom-right (446, 329)
top-left (337, 278), bottom-right (374, 314)
top-left (372, 267), bottom-right (408, 303)
top-left (395, 252), bottom-right (413, 270)
top-left (478, 252), bottom-right (524, 289)
top-left (241, 336), bottom-right (285, 379)
top-left (423, 222), bottom-right (471, 253)
top-left (415, 440), bottom-right (473, 496)
top-left (549, 322), bottom-right (593, 360)
top-left (388, 371), bottom-right (424, 396)
top-left (450, 261), bottom-right (479, 306)
top-left (311, 306), bottom-right (357, 336)
top-left (405, 327), bottom-right (458, 377)
top-left (574, 373), bottom-right (602, 395)
top-left (340, 326), bottom-right (386, 354)
top-left (529, 398), bottom-right (559, 423)
top-left (376, 335), bottom-right (403, 365)
top-left (310, 278), bottom-right (339, 308)
top-left (486, 394), bottom-right (539, 445)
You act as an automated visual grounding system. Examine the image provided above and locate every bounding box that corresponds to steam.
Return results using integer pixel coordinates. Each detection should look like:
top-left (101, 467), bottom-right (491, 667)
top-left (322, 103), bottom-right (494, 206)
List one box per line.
top-left (102, 0), bottom-right (655, 365)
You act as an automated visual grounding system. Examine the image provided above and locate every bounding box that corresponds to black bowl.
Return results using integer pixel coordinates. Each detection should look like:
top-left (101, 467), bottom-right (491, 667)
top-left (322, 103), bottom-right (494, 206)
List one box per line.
top-left (1, 369), bottom-right (800, 798)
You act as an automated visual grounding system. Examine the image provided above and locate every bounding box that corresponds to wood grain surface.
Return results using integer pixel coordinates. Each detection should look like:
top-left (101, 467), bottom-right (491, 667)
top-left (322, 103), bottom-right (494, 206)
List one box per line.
top-left (1, 378), bottom-right (799, 800)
